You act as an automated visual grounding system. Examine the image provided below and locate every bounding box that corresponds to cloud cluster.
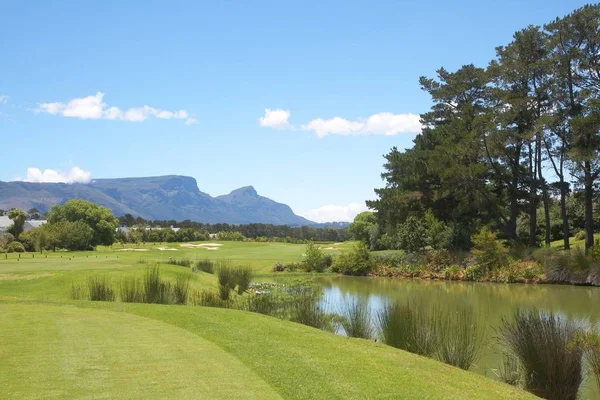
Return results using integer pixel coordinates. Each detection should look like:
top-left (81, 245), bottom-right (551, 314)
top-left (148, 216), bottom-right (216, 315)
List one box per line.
top-left (258, 108), bottom-right (291, 129)
top-left (298, 202), bottom-right (368, 223)
top-left (38, 92), bottom-right (197, 125)
top-left (20, 167), bottom-right (92, 184)
top-left (258, 108), bottom-right (421, 137)
top-left (0, 95), bottom-right (8, 103)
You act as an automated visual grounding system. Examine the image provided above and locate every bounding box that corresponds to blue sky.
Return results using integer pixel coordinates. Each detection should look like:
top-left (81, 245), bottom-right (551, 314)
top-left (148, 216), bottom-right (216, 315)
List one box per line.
top-left (0, 0), bottom-right (588, 222)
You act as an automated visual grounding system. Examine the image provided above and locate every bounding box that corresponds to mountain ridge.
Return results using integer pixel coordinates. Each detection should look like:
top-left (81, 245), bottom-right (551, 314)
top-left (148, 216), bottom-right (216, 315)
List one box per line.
top-left (0, 175), bottom-right (317, 226)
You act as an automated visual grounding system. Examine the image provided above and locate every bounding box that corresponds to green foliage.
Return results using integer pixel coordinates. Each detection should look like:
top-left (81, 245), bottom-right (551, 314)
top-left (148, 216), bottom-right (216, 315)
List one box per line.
top-left (165, 258), bottom-right (192, 268)
top-left (436, 306), bottom-right (484, 370)
top-left (471, 228), bottom-right (508, 272)
top-left (572, 327), bottom-right (600, 393)
top-left (44, 220), bottom-right (94, 251)
top-left (377, 301), bottom-right (438, 357)
top-left (120, 278), bottom-right (143, 303)
top-left (87, 277), bottom-right (116, 302)
top-left (303, 242), bottom-right (328, 272)
top-left (231, 266), bottom-right (253, 294)
top-left (397, 216), bottom-right (428, 253)
top-left (331, 243), bottom-right (374, 276)
top-left (424, 210), bottom-right (453, 250)
top-left (499, 309), bottom-right (583, 400)
top-left (6, 241), bottom-right (25, 253)
top-left (7, 208), bottom-right (27, 239)
top-left (340, 298), bottom-right (372, 339)
top-left (195, 259), bottom-right (215, 274)
top-left (0, 232), bottom-right (15, 251)
top-left (574, 230), bottom-right (586, 241)
top-left (349, 211), bottom-right (377, 246)
top-left (216, 231), bottom-right (246, 241)
top-left (47, 199), bottom-right (118, 247)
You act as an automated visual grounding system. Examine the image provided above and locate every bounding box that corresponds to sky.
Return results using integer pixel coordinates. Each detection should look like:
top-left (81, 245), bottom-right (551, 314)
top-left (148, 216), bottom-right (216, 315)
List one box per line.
top-left (0, 0), bottom-right (590, 222)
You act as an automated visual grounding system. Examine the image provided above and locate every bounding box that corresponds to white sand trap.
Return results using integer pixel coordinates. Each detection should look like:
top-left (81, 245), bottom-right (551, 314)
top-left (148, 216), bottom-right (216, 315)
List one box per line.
top-left (206, 247), bottom-right (220, 251)
top-left (119, 248), bottom-right (149, 252)
top-left (157, 247), bottom-right (178, 251)
top-left (180, 243), bottom-right (223, 248)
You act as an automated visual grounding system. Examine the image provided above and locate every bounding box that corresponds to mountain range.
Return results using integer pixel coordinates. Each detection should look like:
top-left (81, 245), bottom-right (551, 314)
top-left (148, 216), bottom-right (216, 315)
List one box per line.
top-left (0, 175), bottom-right (333, 226)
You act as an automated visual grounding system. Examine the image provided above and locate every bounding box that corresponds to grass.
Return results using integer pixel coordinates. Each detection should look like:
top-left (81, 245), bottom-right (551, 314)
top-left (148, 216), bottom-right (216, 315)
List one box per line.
top-left (340, 298), bottom-right (372, 339)
top-left (499, 309), bottom-right (583, 400)
top-left (0, 301), bottom-right (535, 399)
top-left (0, 241), bottom-right (537, 399)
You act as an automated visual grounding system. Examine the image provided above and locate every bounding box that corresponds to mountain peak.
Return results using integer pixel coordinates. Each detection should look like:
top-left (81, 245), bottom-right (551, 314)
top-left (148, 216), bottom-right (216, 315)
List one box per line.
top-left (229, 186), bottom-right (258, 196)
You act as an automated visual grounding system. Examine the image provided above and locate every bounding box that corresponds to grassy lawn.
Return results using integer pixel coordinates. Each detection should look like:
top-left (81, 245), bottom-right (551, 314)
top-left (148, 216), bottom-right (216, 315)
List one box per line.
top-left (550, 233), bottom-right (600, 250)
top-left (0, 241), bottom-right (536, 399)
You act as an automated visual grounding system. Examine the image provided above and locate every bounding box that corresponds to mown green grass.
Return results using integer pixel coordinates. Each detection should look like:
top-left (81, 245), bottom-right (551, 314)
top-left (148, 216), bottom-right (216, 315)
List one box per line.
top-left (0, 300), bottom-right (535, 399)
top-left (0, 241), bottom-right (536, 399)
top-left (550, 233), bottom-right (600, 250)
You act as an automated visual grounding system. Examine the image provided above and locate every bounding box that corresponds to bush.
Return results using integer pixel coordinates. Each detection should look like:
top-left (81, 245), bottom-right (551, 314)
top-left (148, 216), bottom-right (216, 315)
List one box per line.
top-left (6, 241), bottom-right (25, 253)
top-left (331, 243), bottom-right (374, 276)
top-left (397, 216), bottom-right (428, 253)
top-left (303, 242), bottom-right (328, 272)
top-left (574, 230), bottom-right (586, 241)
top-left (499, 309), bottom-right (583, 400)
top-left (372, 251), bottom-right (406, 268)
top-left (471, 228), bottom-right (508, 272)
top-left (465, 264), bottom-right (484, 281)
top-left (231, 266), bottom-right (253, 294)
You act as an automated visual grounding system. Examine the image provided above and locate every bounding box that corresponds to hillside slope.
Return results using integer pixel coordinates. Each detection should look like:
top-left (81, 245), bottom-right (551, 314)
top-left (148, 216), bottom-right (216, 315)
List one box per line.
top-left (0, 175), bottom-right (313, 225)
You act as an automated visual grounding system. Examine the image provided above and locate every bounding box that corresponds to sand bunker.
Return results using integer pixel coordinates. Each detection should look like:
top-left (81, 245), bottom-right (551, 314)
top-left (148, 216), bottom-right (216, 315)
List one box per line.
top-left (180, 243), bottom-right (223, 248)
top-left (157, 247), bottom-right (178, 251)
top-left (119, 248), bottom-right (149, 252)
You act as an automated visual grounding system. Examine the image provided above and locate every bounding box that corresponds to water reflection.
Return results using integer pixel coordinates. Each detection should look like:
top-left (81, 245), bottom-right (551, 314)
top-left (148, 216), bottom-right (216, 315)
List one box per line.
top-left (316, 276), bottom-right (600, 398)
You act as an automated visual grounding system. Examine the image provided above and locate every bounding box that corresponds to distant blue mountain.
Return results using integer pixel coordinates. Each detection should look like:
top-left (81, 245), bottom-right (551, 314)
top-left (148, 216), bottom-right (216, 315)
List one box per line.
top-left (0, 175), bottom-right (317, 226)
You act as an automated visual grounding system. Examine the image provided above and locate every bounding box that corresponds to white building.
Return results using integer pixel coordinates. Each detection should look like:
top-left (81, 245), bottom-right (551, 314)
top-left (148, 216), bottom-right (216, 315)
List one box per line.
top-left (0, 216), bottom-right (47, 235)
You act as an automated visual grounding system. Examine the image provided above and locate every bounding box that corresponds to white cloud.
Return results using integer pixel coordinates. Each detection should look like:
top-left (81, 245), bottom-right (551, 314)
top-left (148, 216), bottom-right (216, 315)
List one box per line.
top-left (259, 108), bottom-right (422, 138)
top-left (20, 167), bottom-right (92, 184)
top-left (298, 202), bottom-right (368, 223)
top-left (259, 108), bottom-right (291, 129)
top-left (303, 112), bottom-right (422, 138)
top-left (37, 92), bottom-right (194, 124)
top-left (0, 95), bottom-right (9, 104)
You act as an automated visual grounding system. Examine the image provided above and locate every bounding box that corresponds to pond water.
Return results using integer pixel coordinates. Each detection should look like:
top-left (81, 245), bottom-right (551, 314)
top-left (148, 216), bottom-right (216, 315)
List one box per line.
top-left (315, 276), bottom-right (600, 399)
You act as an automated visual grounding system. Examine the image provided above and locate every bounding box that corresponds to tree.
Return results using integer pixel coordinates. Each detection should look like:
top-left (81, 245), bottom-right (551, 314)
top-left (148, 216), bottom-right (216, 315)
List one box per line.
top-left (27, 208), bottom-right (41, 220)
top-left (7, 209), bottom-right (27, 240)
top-left (47, 200), bottom-right (118, 247)
top-left (349, 211), bottom-right (377, 247)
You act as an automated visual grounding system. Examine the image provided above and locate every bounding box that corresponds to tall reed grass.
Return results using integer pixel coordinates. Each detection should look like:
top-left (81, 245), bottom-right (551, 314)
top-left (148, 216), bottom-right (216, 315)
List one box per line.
top-left (377, 302), bottom-right (437, 357)
top-left (340, 298), bottom-right (372, 339)
top-left (436, 306), bottom-right (484, 370)
top-left (87, 276), bottom-right (115, 301)
top-left (498, 309), bottom-right (583, 400)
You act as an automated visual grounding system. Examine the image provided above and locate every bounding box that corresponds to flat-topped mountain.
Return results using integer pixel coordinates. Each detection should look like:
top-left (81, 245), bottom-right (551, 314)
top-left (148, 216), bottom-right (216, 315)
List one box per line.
top-left (0, 175), bottom-right (314, 225)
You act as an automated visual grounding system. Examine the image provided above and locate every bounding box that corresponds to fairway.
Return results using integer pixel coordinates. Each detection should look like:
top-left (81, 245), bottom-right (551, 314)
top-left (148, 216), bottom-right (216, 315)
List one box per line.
top-left (0, 241), bottom-right (536, 399)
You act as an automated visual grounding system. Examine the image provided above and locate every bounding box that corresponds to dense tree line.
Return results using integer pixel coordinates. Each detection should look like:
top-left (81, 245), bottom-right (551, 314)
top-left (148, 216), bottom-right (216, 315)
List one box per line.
top-left (117, 214), bottom-right (350, 242)
top-left (368, 4), bottom-right (600, 252)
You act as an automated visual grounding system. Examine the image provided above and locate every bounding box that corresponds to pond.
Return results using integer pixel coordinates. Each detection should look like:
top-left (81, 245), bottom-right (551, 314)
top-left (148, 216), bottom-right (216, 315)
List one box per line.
top-left (316, 276), bottom-right (600, 399)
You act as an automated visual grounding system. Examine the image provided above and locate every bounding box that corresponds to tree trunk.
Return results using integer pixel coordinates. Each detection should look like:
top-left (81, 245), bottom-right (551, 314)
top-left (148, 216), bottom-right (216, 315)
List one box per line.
top-left (584, 161), bottom-right (595, 252)
top-left (560, 182), bottom-right (570, 250)
top-left (529, 143), bottom-right (537, 247)
top-left (509, 177), bottom-right (519, 241)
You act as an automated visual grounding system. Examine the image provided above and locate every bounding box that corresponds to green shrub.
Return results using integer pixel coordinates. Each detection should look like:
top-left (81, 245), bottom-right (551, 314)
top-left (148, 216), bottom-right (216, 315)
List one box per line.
top-left (70, 283), bottom-right (85, 300)
top-left (574, 230), bottom-right (586, 241)
top-left (499, 309), bottom-right (583, 400)
top-left (372, 251), bottom-right (406, 268)
top-left (471, 228), bottom-right (508, 272)
top-left (87, 277), bottom-right (116, 301)
top-left (303, 242), bottom-right (328, 272)
top-left (331, 243), bottom-right (374, 276)
top-left (190, 289), bottom-right (229, 308)
top-left (443, 265), bottom-right (462, 280)
top-left (340, 298), bottom-right (372, 339)
top-left (397, 216), bottom-right (428, 253)
top-left (465, 265), bottom-right (484, 281)
top-left (493, 353), bottom-right (522, 387)
top-left (6, 241), bottom-right (25, 253)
